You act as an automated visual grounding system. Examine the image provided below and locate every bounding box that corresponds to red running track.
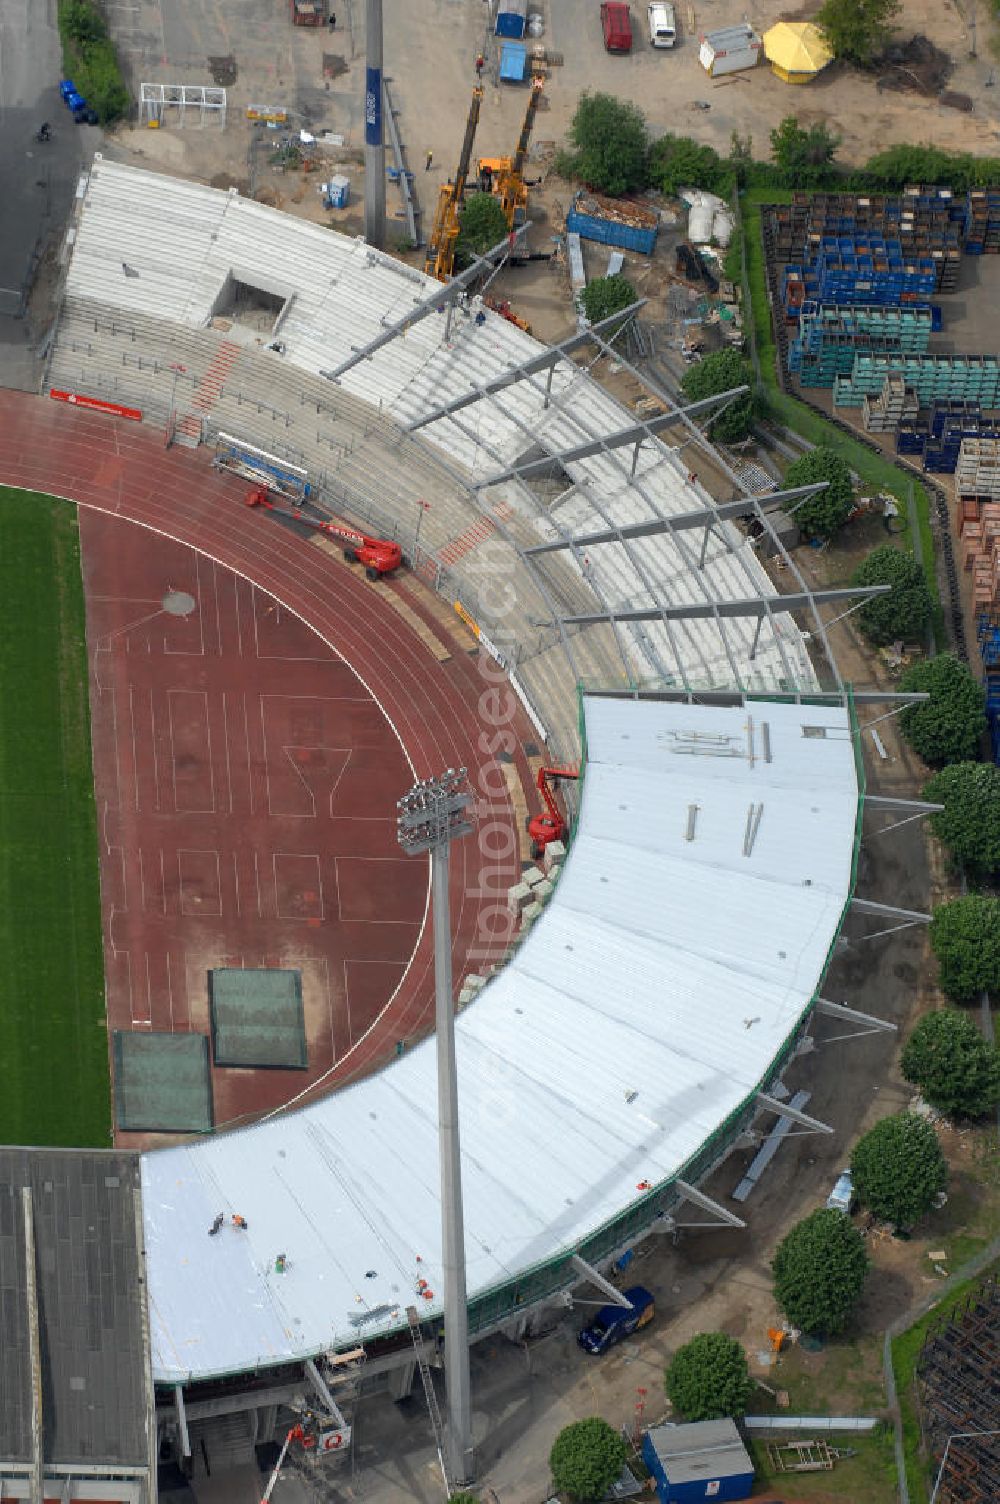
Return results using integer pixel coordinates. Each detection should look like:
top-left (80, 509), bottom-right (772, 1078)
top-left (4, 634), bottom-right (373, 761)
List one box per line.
top-left (0, 391), bottom-right (530, 1141)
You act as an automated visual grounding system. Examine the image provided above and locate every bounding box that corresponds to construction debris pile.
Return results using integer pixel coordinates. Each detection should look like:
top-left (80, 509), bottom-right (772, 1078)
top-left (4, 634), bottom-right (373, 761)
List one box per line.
top-left (876, 34), bottom-right (954, 97)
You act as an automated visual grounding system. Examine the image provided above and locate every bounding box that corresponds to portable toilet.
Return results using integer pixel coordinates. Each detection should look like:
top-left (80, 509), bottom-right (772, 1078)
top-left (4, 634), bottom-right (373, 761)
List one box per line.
top-left (325, 174), bottom-right (350, 209)
top-left (642, 1419), bottom-right (755, 1502)
top-left (499, 41), bottom-right (529, 82)
top-left (495, 0), bottom-right (527, 37)
top-left (698, 23), bottom-right (762, 76)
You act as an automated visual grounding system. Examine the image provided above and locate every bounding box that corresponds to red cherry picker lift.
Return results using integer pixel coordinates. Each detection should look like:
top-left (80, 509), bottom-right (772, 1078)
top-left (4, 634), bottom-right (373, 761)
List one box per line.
top-left (244, 485), bottom-right (404, 580)
top-left (528, 765), bottom-right (579, 858)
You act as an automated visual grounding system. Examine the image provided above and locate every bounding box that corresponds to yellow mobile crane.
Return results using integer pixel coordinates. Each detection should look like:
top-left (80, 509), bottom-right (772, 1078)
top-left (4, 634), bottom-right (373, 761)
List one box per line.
top-left (477, 76), bottom-right (544, 237)
top-left (424, 86), bottom-right (484, 282)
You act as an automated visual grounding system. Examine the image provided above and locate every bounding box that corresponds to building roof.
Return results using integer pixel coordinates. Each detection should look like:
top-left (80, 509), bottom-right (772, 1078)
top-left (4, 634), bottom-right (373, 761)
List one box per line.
top-left (648, 1418), bottom-right (754, 1481)
top-left (142, 694), bottom-right (859, 1382)
top-left (0, 1149), bottom-right (153, 1471)
top-left (701, 23), bottom-right (762, 50)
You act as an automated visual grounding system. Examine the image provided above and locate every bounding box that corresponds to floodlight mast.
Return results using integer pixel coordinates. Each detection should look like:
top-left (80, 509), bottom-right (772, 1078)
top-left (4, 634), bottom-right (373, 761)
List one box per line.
top-left (396, 769), bottom-right (475, 1486)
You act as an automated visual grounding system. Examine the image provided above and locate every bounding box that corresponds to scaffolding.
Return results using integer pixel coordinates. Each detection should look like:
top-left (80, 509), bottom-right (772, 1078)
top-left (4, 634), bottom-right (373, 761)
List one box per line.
top-left (140, 83), bottom-right (227, 129)
top-left (917, 1275), bottom-right (1000, 1504)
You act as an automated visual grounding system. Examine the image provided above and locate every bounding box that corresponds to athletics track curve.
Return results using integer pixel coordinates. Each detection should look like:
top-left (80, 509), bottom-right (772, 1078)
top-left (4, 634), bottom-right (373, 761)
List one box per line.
top-left (0, 389), bottom-right (526, 1119)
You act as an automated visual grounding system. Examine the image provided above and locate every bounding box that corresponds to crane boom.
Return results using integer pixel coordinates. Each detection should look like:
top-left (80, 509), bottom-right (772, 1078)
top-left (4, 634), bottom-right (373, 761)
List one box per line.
top-left (453, 85), bottom-right (484, 202)
top-left (512, 76), bottom-right (544, 180)
top-left (425, 86), bottom-right (484, 282)
top-left (477, 77), bottom-right (543, 238)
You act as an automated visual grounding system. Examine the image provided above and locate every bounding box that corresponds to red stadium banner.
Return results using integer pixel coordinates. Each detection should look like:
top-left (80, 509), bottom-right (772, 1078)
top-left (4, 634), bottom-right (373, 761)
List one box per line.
top-left (49, 389), bottom-right (142, 421)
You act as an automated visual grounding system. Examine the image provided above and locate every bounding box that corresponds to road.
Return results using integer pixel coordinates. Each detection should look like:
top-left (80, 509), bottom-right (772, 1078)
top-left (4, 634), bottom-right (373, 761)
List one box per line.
top-left (0, 0), bottom-right (94, 387)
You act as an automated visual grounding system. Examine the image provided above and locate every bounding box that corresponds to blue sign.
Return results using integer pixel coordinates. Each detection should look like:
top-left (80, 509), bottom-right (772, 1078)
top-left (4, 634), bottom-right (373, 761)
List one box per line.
top-left (365, 66), bottom-right (382, 146)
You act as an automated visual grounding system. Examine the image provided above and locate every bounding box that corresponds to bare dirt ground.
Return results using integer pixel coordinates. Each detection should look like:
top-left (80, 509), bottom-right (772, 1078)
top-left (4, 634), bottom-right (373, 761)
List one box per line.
top-left (94, 0), bottom-right (1000, 249)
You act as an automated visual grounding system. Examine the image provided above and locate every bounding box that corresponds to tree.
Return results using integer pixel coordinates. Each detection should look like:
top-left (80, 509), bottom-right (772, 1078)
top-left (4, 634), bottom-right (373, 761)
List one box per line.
top-left (454, 192), bottom-right (509, 265)
top-left (648, 133), bottom-right (727, 196)
top-left (817, 0), bottom-right (901, 65)
top-left (61, 0), bottom-right (106, 44)
top-left (770, 116), bottom-right (840, 187)
top-left (924, 762), bottom-right (1000, 874)
top-left (680, 348), bottom-right (759, 444)
top-left (772, 1209), bottom-right (868, 1337)
top-left (728, 129), bottom-right (755, 189)
top-left (665, 1332), bottom-right (754, 1421)
top-left (781, 446), bottom-right (854, 539)
top-left (557, 92), bottom-right (649, 197)
top-left (581, 273), bottom-right (638, 325)
top-left (549, 1417), bottom-right (628, 1502)
top-left (902, 1010), bottom-right (1000, 1119)
top-left (899, 654), bottom-right (987, 766)
top-left (928, 894), bottom-right (1000, 1002)
top-left (850, 1112), bottom-right (946, 1228)
top-left (850, 544), bottom-right (932, 645)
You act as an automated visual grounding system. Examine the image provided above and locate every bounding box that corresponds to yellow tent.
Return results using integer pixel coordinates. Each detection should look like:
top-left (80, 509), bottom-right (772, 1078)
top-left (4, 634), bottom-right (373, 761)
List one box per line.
top-left (763, 21), bottom-right (833, 83)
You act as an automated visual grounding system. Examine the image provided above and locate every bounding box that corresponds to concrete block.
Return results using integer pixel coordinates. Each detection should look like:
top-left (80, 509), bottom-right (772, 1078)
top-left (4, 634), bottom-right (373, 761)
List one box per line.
top-left (521, 901), bottom-right (543, 928)
top-left (546, 863), bottom-right (561, 884)
top-left (522, 866), bottom-right (546, 887)
top-left (533, 879), bottom-right (554, 903)
top-left (507, 881), bottom-right (532, 915)
top-left (543, 840), bottom-right (566, 871)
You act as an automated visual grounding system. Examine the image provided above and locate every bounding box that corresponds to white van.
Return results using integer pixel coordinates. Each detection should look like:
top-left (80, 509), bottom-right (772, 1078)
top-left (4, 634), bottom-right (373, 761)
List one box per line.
top-left (648, 1), bottom-right (677, 47)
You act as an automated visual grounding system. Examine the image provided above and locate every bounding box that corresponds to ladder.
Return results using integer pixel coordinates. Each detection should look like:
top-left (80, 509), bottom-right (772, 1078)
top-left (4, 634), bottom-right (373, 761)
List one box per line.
top-left (407, 1305), bottom-right (451, 1496)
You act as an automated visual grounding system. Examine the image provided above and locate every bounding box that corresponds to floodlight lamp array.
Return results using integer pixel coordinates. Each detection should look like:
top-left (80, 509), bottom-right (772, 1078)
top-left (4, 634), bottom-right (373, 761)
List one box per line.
top-left (396, 768), bottom-right (474, 854)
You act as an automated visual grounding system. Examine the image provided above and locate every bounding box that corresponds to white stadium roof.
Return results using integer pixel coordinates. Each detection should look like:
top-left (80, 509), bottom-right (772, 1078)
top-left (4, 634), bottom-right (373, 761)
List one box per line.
top-left (143, 695), bottom-right (860, 1382)
top-left (61, 158), bottom-right (830, 709)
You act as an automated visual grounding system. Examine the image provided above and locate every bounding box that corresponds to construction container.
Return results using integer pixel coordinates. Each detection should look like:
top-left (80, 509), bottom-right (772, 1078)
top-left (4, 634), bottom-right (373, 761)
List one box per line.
top-left (644, 1420), bottom-right (754, 1502)
top-left (499, 41), bottom-right (529, 81)
top-left (698, 24), bottom-right (762, 75)
top-left (495, 0), bottom-right (528, 38)
top-left (566, 191), bottom-right (658, 254)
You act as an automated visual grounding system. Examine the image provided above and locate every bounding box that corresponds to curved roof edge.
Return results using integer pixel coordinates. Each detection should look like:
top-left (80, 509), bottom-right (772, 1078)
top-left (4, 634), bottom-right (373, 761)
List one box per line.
top-left (142, 693), bottom-right (861, 1383)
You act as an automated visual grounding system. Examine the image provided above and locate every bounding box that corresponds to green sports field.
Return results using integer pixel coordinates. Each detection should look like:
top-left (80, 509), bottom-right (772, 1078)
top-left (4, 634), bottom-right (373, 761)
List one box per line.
top-left (0, 486), bottom-right (109, 1146)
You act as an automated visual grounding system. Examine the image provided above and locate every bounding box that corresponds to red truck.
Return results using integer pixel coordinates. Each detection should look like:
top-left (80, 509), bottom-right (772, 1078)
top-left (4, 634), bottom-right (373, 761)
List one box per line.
top-left (600, 1), bottom-right (633, 51)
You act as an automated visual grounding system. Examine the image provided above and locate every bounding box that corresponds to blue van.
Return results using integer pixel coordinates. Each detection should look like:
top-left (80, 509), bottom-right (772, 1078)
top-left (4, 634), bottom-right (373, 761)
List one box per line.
top-left (578, 1285), bottom-right (654, 1354)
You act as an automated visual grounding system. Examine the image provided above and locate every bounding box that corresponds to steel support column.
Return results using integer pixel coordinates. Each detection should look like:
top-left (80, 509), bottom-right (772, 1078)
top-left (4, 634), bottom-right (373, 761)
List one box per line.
top-left (570, 1255), bottom-right (634, 1308)
top-left (404, 301), bottom-right (647, 432)
top-left (524, 484), bottom-right (827, 556)
top-left (431, 842), bottom-right (473, 1483)
top-left (851, 897), bottom-right (932, 923)
top-left (321, 226), bottom-right (528, 382)
top-left (471, 387), bottom-right (751, 488)
top-left (815, 998), bottom-right (897, 1034)
top-left (757, 1093), bottom-right (834, 1134)
top-left (23, 1189), bottom-right (43, 1504)
top-left (363, 0), bottom-right (386, 249)
top-left (173, 1386), bottom-right (191, 1460)
top-left (559, 584), bottom-right (891, 628)
top-left (673, 1180), bottom-right (746, 1228)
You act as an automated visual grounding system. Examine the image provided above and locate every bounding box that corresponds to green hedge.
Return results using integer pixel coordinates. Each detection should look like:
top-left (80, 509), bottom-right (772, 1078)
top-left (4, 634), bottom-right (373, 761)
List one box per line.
top-left (57, 0), bottom-right (129, 124)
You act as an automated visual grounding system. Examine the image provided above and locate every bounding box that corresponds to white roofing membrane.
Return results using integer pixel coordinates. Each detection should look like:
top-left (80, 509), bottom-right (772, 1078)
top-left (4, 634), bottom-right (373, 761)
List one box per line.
top-left (142, 696), bottom-right (859, 1382)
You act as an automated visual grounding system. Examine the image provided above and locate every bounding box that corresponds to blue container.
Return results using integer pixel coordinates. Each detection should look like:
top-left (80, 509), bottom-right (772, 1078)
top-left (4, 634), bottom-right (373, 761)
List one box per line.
top-left (565, 209), bottom-right (657, 255)
top-left (495, 0), bottom-right (527, 37)
top-left (643, 1421), bottom-right (754, 1503)
top-left (499, 40), bottom-right (528, 80)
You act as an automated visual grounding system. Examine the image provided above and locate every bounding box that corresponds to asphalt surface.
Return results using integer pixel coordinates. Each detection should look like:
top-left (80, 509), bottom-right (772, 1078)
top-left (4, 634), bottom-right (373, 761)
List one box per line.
top-left (0, 0), bottom-right (94, 387)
